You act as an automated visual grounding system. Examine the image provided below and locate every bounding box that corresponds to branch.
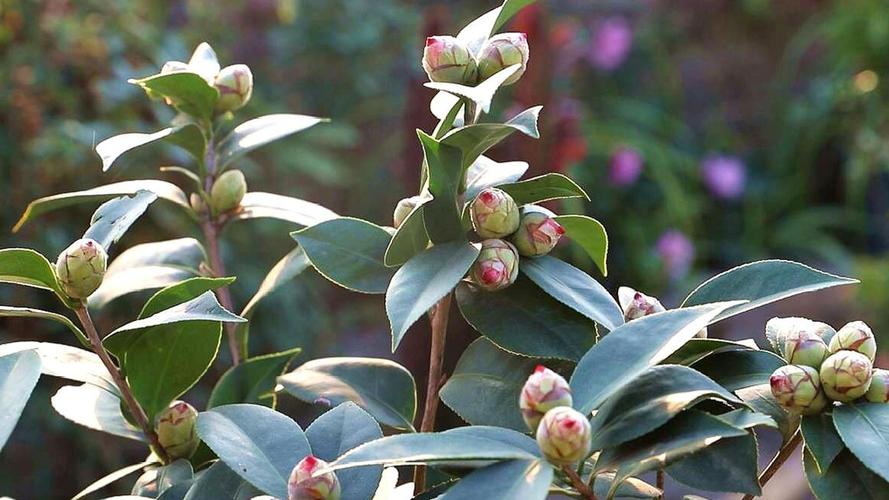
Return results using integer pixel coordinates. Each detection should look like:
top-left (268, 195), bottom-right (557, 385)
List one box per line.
top-left (201, 219), bottom-right (241, 365)
top-left (563, 465), bottom-right (596, 500)
top-left (741, 430), bottom-right (803, 500)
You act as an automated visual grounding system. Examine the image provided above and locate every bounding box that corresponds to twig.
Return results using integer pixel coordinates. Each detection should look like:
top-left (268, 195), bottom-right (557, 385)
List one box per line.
top-left (75, 304), bottom-right (170, 463)
top-left (741, 430), bottom-right (803, 500)
top-left (201, 219), bottom-right (241, 365)
top-left (563, 465), bottom-right (596, 500)
top-left (657, 468), bottom-right (664, 498)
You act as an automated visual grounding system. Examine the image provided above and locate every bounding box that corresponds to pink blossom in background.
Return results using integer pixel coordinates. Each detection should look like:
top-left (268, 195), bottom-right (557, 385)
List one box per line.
top-left (587, 17), bottom-right (633, 71)
top-left (608, 147), bottom-right (644, 186)
top-left (656, 229), bottom-right (695, 278)
top-left (701, 154), bottom-right (747, 200)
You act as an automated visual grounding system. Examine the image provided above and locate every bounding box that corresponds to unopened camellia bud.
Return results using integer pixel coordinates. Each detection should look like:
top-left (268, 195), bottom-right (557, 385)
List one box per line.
top-left (519, 365), bottom-right (573, 432)
top-left (288, 455), bottom-right (341, 500)
top-left (469, 239), bottom-right (519, 291)
top-left (780, 329), bottom-right (829, 369)
top-left (536, 406), bottom-right (592, 465)
top-left (829, 321), bottom-right (877, 362)
top-left (769, 365), bottom-right (828, 415)
top-left (477, 33), bottom-right (530, 85)
top-left (210, 170), bottom-right (247, 215)
top-left (865, 368), bottom-right (889, 403)
top-left (131, 469), bottom-right (159, 496)
top-left (55, 238), bottom-right (108, 299)
top-left (617, 286), bottom-right (665, 321)
top-left (155, 400), bottom-right (199, 460)
top-left (215, 64), bottom-right (253, 112)
top-left (393, 196), bottom-right (424, 229)
top-left (820, 350), bottom-right (873, 402)
top-left (510, 206), bottom-right (565, 257)
top-left (470, 188), bottom-right (520, 239)
top-left (422, 36), bottom-right (477, 84)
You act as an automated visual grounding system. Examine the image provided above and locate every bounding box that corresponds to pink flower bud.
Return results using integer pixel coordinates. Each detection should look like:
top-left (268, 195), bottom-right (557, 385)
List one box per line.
top-left (865, 368), bottom-right (889, 403)
top-left (469, 239), bottom-right (519, 291)
top-left (617, 286), bottom-right (665, 321)
top-left (510, 206), bottom-right (565, 257)
top-left (519, 365), bottom-right (573, 432)
top-left (769, 365), bottom-right (828, 415)
top-left (536, 406), bottom-right (591, 465)
top-left (780, 328), bottom-right (829, 369)
top-left (215, 64), bottom-right (253, 112)
top-left (155, 400), bottom-right (199, 459)
top-left (422, 36), bottom-right (477, 85)
top-left (55, 238), bottom-right (108, 299)
top-left (470, 188), bottom-right (520, 239)
top-left (288, 455), bottom-right (341, 500)
top-left (829, 321), bottom-right (877, 362)
top-left (820, 351), bottom-right (873, 402)
top-left (477, 33), bottom-right (530, 85)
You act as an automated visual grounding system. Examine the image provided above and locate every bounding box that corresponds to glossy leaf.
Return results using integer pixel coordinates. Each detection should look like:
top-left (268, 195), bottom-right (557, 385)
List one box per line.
top-left (661, 338), bottom-right (758, 366)
top-left (208, 348), bottom-right (301, 408)
top-left (690, 349), bottom-right (786, 391)
top-left (801, 414), bottom-right (845, 474)
top-left (71, 459), bottom-right (155, 500)
top-left (96, 125), bottom-right (205, 172)
top-left (591, 473), bottom-right (661, 500)
top-left (292, 218), bottom-right (395, 294)
top-left (553, 215), bottom-right (609, 277)
top-left (0, 306), bottom-right (88, 347)
top-left (383, 197), bottom-right (430, 267)
top-left (241, 248), bottom-right (310, 317)
top-left (84, 190), bottom-right (159, 249)
top-left (456, 0), bottom-right (536, 54)
top-left (110, 291), bottom-right (245, 336)
top-left (0, 350), bottom-right (41, 451)
top-left (229, 192), bottom-right (338, 227)
top-left (464, 156), bottom-right (528, 200)
top-left (0, 248), bottom-right (65, 297)
top-left (682, 260), bottom-right (858, 323)
top-left (735, 384), bottom-right (800, 443)
top-left (139, 277), bottom-right (235, 319)
top-left (418, 131), bottom-right (465, 242)
top-left (520, 255), bottom-right (623, 331)
top-left (386, 241), bottom-right (479, 350)
top-left (129, 72), bottom-right (218, 119)
top-left (714, 408), bottom-right (779, 431)
top-left (51, 383), bottom-right (143, 441)
top-left (441, 106), bottom-right (541, 174)
top-left (804, 450), bottom-right (889, 500)
top-left (570, 301), bottom-right (742, 414)
top-left (217, 114), bottom-right (326, 167)
top-left (196, 404), bottom-right (311, 498)
top-left (278, 357), bottom-right (417, 431)
top-left (439, 459), bottom-right (552, 500)
top-left (0, 341), bottom-right (116, 396)
top-left (182, 460), bottom-right (262, 500)
top-left (425, 65), bottom-right (521, 121)
top-left (499, 173), bottom-right (589, 205)
top-left (666, 434), bottom-right (760, 495)
top-left (832, 403), bottom-right (889, 482)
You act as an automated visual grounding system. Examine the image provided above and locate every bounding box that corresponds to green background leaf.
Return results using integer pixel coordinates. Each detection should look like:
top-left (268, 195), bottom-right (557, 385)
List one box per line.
top-left (0, 350), bottom-right (41, 451)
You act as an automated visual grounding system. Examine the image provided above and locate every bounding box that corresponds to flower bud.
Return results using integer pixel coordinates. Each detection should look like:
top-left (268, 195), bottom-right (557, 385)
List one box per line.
top-left (55, 238), bottom-right (108, 299)
top-left (477, 33), bottom-right (530, 85)
top-left (469, 239), bottom-right (519, 291)
top-left (617, 286), bottom-right (665, 321)
top-left (288, 455), bottom-right (341, 500)
top-left (214, 64), bottom-right (253, 112)
top-left (155, 400), bottom-right (199, 460)
top-left (780, 329), bottom-right (829, 369)
top-left (162, 61), bottom-right (190, 75)
top-left (470, 188), bottom-right (520, 239)
top-left (829, 321), bottom-right (877, 362)
top-left (210, 170), bottom-right (247, 215)
top-left (536, 406), bottom-right (592, 465)
top-left (422, 36), bottom-right (477, 84)
top-left (769, 365), bottom-right (828, 415)
top-left (131, 469), bottom-right (159, 496)
top-left (520, 365), bottom-right (573, 432)
top-left (820, 351), bottom-right (873, 402)
top-left (393, 196), bottom-right (424, 229)
top-left (189, 193), bottom-right (207, 214)
top-left (510, 206), bottom-right (565, 257)
top-left (865, 368), bottom-right (889, 403)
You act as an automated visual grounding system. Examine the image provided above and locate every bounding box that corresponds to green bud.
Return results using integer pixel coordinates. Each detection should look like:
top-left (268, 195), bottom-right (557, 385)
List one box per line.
top-left (469, 239), bottom-right (519, 291)
top-left (477, 33), bottom-right (530, 85)
top-left (210, 170), bottom-right (247, 215)
top-left (519, 365), bottom-right (573, 432)
top-left (536, 406), bottom-right (592, 465)
top-left (155, 400), bottom-right (199, 460)
top-left (769, 365), bottom-right (828, 415)
top-left (393, 196), bottom-right (424, 229)
top-left (288, 455), bottom-right (341, 500)
top-left (214, 64), bottom-right (253, 112)
top-left (189, 193), bottom-right (207, 214)
top-left (780, 329), bottom-right (829, 368)
top-left (55, 238), bottom-right (108, 299)
top-left (422, 36), bottom-right (477, 85)
top-left (470, 188), bottom-right (520, 239)
top-left (829, 321), bottom-right (877, 362)
top-left (865, 368), bottom-right (889, 403)
top-left (820, 351), bottom-right (873, 402)
top-left (510, 206), bottom-right (565, 257)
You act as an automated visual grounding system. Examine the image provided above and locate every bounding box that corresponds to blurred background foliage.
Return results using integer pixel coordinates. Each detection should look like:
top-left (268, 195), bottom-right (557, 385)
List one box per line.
top-left (2, 0), bottom-right (889, 497)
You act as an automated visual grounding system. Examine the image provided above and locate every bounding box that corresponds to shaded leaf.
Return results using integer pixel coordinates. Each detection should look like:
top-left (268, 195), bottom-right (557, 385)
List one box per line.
top-left (735, 384), bottom-right (800, 443)
top-left (832, 403), bottom-right (889, 482)
top-left (691, 349), bottom-right (786, 391)
top-left (801, 413), bottom-right (845, 475)
top-left (139, 277), bottom-right (235, 319)
top-left (241, 248), bottom-right (310, 317)
top-left (383, 197), bottom-right (431, 267)
top-left (0, 341), bottom-right (116, 395)
top-left (0, 306), bottom-right (88, 347)
top-left (439, 459), bottom-right (552, 500)
top-left (804, 450), bottom-right (889, 500)
top-left (666, 434), bottom-right (760, 495)
top-left (208, 348), bottom-right (301, 408)
top-left (418, 131), bottom-right (465, 243)
top-left (110, 291), bottom-right (245, 336)
top-left (441, 107), bottom-right (541, 174)
top-left (71, 459), bottom-right (155, 500)
top-left (425, 65), bottom-right (521, 121)
top-left (96, 125), bottom-right (205, 172)
top-left (182, 460), bottom-right (262, 500)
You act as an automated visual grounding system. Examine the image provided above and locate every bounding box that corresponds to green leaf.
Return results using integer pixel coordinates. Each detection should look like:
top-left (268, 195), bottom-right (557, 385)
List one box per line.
top-left (51, 383), bottom-right (144, 441)
top-left (570, 301), bottom-right (742, 414)
top-left (498, 173), bottom-right (589, 205)
top-left (682, 260), bottom-right (858, 323)
top-left (520, 256), bottom-right (623, 331)
top-left (735, 384), bottom-right (800, 443)
top-left (306, 403), bottom-right (383, 500)
top-left (456, 277), bottom-right (596, 361)
top-left (439, 460), bottom-right (552, 500)
top-left (139, 277), bottom-right (235, 319)
top-left (588, 365), bottom-right (741, 450)
top-left (440, 338), bottom-right (540, 431)
top-left (0, 341), bottom-right (116, 395)
top-left (386, 241), bottom-right (479, 350)
top-left (832, 403), bottom-right (889, 482)
top-left (217, 114), bottom-right (326, 168)
top-left (0, 350), bottom-right (41, 451)
top-left (0, 248), bottom-right (66, 298)
top-left (196, 404), bottom-right (311, 498)
top-left (129, 72), bottom-right (218, 119)
top-left (456, 0), bottom-right (536, 55)
top-left (804, 450), bottom-right (889, 500)
top-left (592, 473), bottom-right (661, 500)
top-left (153, 460), bottom-right (195, 496)
top-left (383, 198), bottom-right (431, 267)
top-left (182, 461), bottom-right (261, 500)
top-left (425, 65), bottom-right (521, 121)
top-left (208, 348), bottom-right (301, 408)
top-left (91, 238), bottom-right (205, 308)
top-left (441, 106), bottom-right (541, 175)
top-left (84, 191), bottom-right (159, 249)
top-left (96, 125), bottom-right (205, 172)
top-left (690, 349), bottom-right (786, 391)
top-left (292, 218), bottom-right (395, 294)
top-left (464, 156), bottom-right (528, 200)
top-left (802, 414), bottom-right (845, 474)
top-left (71, 459), bottom-right (156, 500)
top-left (661, 338), bottom-right (758, 366)
top-left (666, 434), bottom-right (760, 495)
top-left (241, 248), bottom-right (310, 317)
top-left (13, 180), bottom-right (191, 232)
top-left (278, 357), bottom-right (417, 431)
top-left (229, 192), bottom-right (338, 227)
top-left (714, 408), bottom-right (779, 431)
top-left (553, 215), bottom-right (609, 277)
top-left (0, 306), bottom-right (88, 347)
top-left (325, 426), bottom-right (539, 472)
top-left (418, 131), bottom-right (465, 243)
top-left (110, 291), bottom-right (245, 336)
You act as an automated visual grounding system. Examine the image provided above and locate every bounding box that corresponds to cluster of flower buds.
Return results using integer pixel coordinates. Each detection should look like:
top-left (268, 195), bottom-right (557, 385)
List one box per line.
top-left (768, 318), bottom-right (885, 413)
top-left (519, 365), bottom-right (573, 431)
top-left (155, 400), bottom-right (200, 460)
top-left (618, 286), bottom-right (706, 338)
top-left (422, 32), bottom-right (529, 86)
top-left (469, 239), bottom-right (520, 291)
top-left (209, 170), bottom-right (247, 215)
top-left (519, 366), bottom-right (590, 465)
top-left (155, 43), bottom-right (254, 114)
top-left (288, 455), bottom-right (341, 500)
top-left (55, 238), bottom-right (108, 299)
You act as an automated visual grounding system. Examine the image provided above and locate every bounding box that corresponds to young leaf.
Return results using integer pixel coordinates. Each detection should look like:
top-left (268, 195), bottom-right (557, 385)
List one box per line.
top-left (0, 341), bottom-right (116, 395)
top-left (553, 215), bottom-right (608, 277)
top-left (71, 459), bottom-right (156, 500)
top-left (278, 357), bottom-right (417, 431)
top-left (292, 217), bottom-right (395, 294)
top-left (682, 260), bottom-right (858, 323)
top-left (386, 241), bottom-right (479, 350)
top-left (832, 403), bottom-right (889, 482)
top-left (418, 131), bottom-right (465, 243)
top-left (110, 290), bottom-right (245, 336)
top-left (456, 0), bottom-right (536, 55)
top-left (139, 276), bottom-right (236, 319)
top-left (196, 404), bottom-right (311, 498)
top-left (425, 65), bottom-right (521, 120)
top-left (0, 350), bottom-right (41, 451)
top-left (84, 190), bottom-right (159, 249)
top-left (665, 434), bottom-right (760, 496)
top-left (229, 192), bottom-right (338, 227)
top-left (0, 248), bottom-right (64, 296)
top-left (464, 156), bottom-right (528, 200)
top-left (441, 106), bottom-right (541, 174)
top-left (207, 347), bottom-right (301, 408)
top-left (498, 173), bottom-right (589, 205)
top-left (187, 42), bottom-right (220, 81)
top-left (690, 349), bottom-right (786, 391)
top-left (51, 383), bottom-right (144, 441)
top-left (804, 450), bottom-right (889, 500)
top-left (801, 413), bottom-right (845, 474)
top-left (438, 459), bottom-right (552, 500)
top-left (216, 114), bottom-right (327, 168)
top-left (129, 73), bottom-right (218, 120)
top-left (96, 125), bottom-right (205, 172)
top-left (0, 306), bottom-right (88, 347)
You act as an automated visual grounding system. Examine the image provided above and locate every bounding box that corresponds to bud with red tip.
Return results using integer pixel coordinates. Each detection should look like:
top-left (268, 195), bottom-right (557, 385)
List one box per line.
top-left (829, 321), bottom-right (877, 362)
top-left (617, 286), bottom-right (665, 321)
top-left (469, 239), bottom-right (519, 291)
top-left (780, 328), bottom-right (829, 369)
top-left (477, 33), bottom-right (530, 85)
top-left (215, 64), bottom-right (253, 112)
top-left (536, 406), bottom-right (592, 465)
top-left (769, 365), bottom-right (828, 415)
top-left (519, 365), bottom-right (573, 432)
top-left (288, 455), bottom-right (341, 500)
top-left (510, 206), bottom-right (565, 257)
top-left (56, 238), bottom-right (108, 299)
top-left (422, 36), bottom-right (477, 85)
top-left (820, 350), bottom-right (873, 402)
top-left (155, 400), bottom-right (199, 459)
top-left (865, 368), bottom-right (889, 403)
top-left (469, 188), bottom-right (520, 239)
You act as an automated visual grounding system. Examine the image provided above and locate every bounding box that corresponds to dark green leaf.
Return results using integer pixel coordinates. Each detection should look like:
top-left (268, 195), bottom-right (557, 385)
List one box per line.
top-left (229, 192), bottom-right (338, 227)
top-left (691, 349), bottom-right (786, 391)
top-left (464, 156), bottom-right (528, 200)
top-left (418, 131), bottom-right (465, 243)
top-left (801, 414), bottom-right (845, 474)
top-left (832, 403), bottom-right (889, 482)
top-left (735, 384), bottom-right (800, 443)
top-left (499, 173), bottom-right (589, 205)
top-left (714, 408), bottom-right (778, 431)
top-left (139, 277), bottom-right (235, 319)
top-left (383, 198), bottom-right (430, 267)
top-left (208, 348), bottom-right (301, 408)
top-left (182, 460), bottom-right (262, 500)
top-left (0, 350), bottom-right (41, 451)
top-left (96, 125), bottom-right (205, 172)
top-left (441, 107), bottom-right (541, 175)
top-left (553, 215), bottom-right (608, 277)
top-left (666, 434), bottom-right (760, 495)
top-left (51, 383), bottom-right (143, 441)
top-left (84, 191), bottom-right (159, 249)
top-left (0, 306), bottom-right (88, 347)
top-left (217, 114), bottom-right (326, 168)
top-left (661, 338), bottom-right (758, 366)
top-left (0, 248), bottom-right (66, 299)
top-left (129, 73), bottom-right (218, 119)
top-left (439, 460), bottom-right (552, 500)
top-left (804, 450), bottom-right (889, 500)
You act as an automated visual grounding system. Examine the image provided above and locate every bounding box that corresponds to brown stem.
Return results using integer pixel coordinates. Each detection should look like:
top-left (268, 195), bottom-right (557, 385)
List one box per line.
top-left (75, 304), bottom-right (170, 464)
top-left (656, 468), bottom-right (664, 498)
top-left (741, 430), bottom-right (802, 500)
top-left (413, 292), bottom-right (453, 493)
top-left (201, 219), bottom-right (241, 365)
top-left (563, 465), bottom-right (596, 500)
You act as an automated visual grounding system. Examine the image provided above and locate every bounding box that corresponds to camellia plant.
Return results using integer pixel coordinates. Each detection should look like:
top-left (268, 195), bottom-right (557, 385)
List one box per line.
top-left (2, 2), bottom-right (889, 500)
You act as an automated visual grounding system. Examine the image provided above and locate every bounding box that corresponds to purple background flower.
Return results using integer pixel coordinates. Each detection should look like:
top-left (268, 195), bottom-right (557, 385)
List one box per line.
top-left (609, 146), bottom-right (644, 186)
top-left (657, 229), bottom-right (695, 278)
top-left (587, 17), bottom-right (633, 71)
top-left (701, 154), bottom-right (747, 200)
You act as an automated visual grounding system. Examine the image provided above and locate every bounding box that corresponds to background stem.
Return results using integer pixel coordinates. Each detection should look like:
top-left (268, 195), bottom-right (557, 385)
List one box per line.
top-left (742, 430), bottom-right (803, 500)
